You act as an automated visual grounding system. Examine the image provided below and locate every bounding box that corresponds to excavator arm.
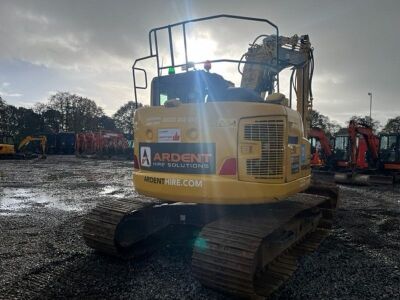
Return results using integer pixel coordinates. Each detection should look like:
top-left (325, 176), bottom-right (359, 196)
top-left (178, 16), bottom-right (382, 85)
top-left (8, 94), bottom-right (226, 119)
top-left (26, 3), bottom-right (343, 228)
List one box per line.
top-left (348, 120), bottom-right (379, 167)
top-left (309, 128), bottom-right (333, 157)
top-left (18, 136), bottom-right (47, 157)
top-left (240, 34), bottom-right (314, 134)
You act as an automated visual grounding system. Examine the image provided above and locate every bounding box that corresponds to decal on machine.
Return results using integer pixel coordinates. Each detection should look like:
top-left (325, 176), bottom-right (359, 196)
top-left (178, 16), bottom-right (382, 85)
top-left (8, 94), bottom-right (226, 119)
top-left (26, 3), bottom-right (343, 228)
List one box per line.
top-left (291, 155), bottom-right (300, 174)
top-left (143, 176), bottom-right (203, 188)
top-left (139, 143), bottom-right (216, 174)
top-left (158, 128), bottom-right (181, 143)
top-left (140, 147), bottom-right (151, 167)
top-left (300, 144), bottom-right (306, 164)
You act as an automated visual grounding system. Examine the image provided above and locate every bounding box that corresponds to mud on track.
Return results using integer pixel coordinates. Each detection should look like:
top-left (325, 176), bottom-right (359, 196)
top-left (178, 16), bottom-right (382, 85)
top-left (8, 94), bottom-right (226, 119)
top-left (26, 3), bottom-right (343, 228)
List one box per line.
top-left (0, 156), bottom-right (399, 299)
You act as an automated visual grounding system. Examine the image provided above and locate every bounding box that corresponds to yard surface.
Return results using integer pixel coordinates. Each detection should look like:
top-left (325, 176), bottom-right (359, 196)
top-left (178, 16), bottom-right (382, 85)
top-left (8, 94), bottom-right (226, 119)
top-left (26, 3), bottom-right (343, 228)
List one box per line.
top-left (0, 156), bottom-right (399, 299)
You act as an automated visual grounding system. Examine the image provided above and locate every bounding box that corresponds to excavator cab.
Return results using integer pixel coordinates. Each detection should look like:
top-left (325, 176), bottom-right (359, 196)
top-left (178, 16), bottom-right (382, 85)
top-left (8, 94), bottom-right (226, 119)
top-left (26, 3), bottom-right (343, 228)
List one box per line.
top-left (334, 134), bottom-right (371, 169)
top-left (151, 70), bottom-right (263, 106)
top-left (379, 133), bottom-right (400, 171)
top-left (333, 134), bottom-right (351, 168)
top-left (151, 70), bottom-right (230, 105)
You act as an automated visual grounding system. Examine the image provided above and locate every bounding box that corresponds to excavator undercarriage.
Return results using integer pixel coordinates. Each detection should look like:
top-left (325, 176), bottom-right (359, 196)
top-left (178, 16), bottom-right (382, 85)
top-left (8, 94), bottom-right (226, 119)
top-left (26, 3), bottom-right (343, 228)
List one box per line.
top-left (83, 183), bottom-right (338, 298)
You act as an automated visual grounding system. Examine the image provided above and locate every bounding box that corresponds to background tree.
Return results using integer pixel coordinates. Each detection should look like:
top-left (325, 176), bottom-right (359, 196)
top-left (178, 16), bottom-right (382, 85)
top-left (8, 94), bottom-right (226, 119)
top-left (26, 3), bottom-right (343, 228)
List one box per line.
top-left (349, 115), bottom-right (381, 133)
top-left (2, 93), bottom-right (149, 145)
top-left (1, 92), bottom-right (118, 143)
top-left (113, 101), bottom-right (143, 135)
top-left (310, 110), bottom-right (341, 137)
top-left (46, 92), bottom-right (106, 132)
top-left (0, 96), bottom-right (5, 109)
top-left (382, 116), bottom-right (400, 133)
top-left (41, 109), bottom-right (62, 132)
top-left (35, 92), bottom-right (116, 132)
top-left (0, 98), bottom-right (43, 142)
top-left (0, 96), bottom-right (7, 133)
top-left (15, 107), bottom-right (43, 137)
top-left (98, 115), bottom-right (117, 131)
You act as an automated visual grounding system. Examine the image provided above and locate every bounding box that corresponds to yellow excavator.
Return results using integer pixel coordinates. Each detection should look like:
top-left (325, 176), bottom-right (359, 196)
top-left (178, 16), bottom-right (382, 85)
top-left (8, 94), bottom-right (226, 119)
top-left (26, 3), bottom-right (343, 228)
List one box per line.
top-left (0, 134), bottom-right (16, 158)
top-left (18, 135), bottom-right (47, 159)
top-left (0, 134), bottom-right (47, 159)
top-left (83, 15), bottom-right (338, 298)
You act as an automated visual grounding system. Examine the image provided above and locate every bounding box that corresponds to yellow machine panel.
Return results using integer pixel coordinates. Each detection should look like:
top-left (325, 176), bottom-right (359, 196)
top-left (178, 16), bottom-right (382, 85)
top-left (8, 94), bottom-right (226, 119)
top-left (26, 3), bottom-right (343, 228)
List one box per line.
top-left (133, 101), bottom-right (311, 204)
top-left (0, 144), bottom-right (15, 156)
top-left (0, 135), bottom-right (16, 157)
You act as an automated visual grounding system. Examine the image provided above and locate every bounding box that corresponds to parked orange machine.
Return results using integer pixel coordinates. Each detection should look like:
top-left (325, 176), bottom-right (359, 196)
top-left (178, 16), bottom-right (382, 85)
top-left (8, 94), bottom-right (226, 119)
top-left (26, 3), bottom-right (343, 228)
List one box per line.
top-left (348, 120), bottom-right (379, 169)
top-left (379, 133), bottom-right (400, 178)
top-left (309, 127), bottom-right (333, 168)
top-left (333, 121), bottom-right (394, 184)
top-left (75, 131), bottom-right (130, 158)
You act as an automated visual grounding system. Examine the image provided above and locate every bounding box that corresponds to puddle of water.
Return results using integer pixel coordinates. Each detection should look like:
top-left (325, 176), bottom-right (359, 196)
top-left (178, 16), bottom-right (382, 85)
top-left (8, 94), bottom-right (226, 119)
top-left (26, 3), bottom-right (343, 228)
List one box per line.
top-left (101, 186), bottom-right (119, 195)
top-left (48, 200), bottom-right (82, 212)
top-left (100, 185), bottom-right (126, 198)
top-left (0, 188), bottom-right (83, 213)
top-left (0, 212), bottom-right (28, 216)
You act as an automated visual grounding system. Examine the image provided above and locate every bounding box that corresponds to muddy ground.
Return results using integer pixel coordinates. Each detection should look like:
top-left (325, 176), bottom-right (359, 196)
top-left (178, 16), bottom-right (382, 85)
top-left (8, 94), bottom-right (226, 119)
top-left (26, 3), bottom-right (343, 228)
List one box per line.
top-left (0, 156), bottom-right (399, 299)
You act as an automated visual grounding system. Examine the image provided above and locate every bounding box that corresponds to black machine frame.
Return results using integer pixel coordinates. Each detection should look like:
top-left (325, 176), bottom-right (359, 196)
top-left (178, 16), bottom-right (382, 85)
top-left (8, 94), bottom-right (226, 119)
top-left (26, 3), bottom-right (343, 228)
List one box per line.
top-left (132, 14), bottom-right (280, 107)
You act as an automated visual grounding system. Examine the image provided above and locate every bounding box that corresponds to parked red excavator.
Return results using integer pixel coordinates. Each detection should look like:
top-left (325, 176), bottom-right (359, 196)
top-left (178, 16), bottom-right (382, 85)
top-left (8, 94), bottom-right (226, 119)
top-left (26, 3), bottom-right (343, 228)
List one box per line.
top-left (348, 120), bottom-right (379, 169)
top-left (333, 120), bottom-right (393, 184)
top-left (308, 125), bottom-right (373, 172)
top-left (379, 133), bottom-right (400, 181)
top-left (309, 127), bottom-right (333, 169)
top-left (309, 126), bottom-right (374, 182)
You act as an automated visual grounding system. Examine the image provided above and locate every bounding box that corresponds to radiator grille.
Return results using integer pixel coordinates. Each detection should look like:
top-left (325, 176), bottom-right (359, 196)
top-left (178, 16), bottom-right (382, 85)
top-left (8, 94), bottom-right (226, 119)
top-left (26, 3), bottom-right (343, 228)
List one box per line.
top-left (244, 119), bottom-right (284, 179)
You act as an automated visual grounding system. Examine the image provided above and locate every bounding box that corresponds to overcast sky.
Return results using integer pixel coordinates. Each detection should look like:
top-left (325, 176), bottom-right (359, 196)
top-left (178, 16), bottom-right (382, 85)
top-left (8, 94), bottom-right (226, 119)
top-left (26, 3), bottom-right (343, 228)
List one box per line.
top-left (0, 0), bottom-right (399, 126)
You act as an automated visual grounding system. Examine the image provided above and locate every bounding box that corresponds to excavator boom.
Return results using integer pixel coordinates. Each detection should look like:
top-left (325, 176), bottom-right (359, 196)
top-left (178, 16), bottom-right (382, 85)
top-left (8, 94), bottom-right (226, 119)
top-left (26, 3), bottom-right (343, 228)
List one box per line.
top-left (18, 135), bottom-right (47, 158)
top-left (240, 34), bottom-right (314, 134)
top-left (348, 120), bottom-right (379, 167)
top-left (309, 127), bottom-right (333, 157)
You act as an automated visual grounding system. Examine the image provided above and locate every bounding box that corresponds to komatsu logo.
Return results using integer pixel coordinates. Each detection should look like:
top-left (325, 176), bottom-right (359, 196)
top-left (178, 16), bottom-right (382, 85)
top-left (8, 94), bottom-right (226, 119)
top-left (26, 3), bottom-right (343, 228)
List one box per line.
top-left (140, 147), bottom-right (151, 167)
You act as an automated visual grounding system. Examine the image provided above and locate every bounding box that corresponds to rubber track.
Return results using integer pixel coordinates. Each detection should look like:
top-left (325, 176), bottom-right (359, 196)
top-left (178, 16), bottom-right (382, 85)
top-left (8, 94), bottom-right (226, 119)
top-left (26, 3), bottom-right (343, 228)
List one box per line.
top-left (254, 228), bottom-right (330, 297)
top-left (82, 198), bottom-right (154, 258)
top-left (192, 197), bottom-right (336, 299)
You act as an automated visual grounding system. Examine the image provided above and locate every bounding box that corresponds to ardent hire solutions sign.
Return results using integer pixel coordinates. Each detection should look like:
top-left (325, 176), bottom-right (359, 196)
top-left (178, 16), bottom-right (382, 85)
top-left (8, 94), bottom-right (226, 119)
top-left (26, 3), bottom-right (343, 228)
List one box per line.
top-left (139, 143), bottom-right (216, 174)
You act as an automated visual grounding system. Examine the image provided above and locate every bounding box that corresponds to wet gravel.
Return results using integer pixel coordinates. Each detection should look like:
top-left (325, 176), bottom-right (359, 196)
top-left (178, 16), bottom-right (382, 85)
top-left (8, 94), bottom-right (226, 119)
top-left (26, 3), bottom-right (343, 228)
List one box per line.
top-left (0, 156), bottom-right (399, 299)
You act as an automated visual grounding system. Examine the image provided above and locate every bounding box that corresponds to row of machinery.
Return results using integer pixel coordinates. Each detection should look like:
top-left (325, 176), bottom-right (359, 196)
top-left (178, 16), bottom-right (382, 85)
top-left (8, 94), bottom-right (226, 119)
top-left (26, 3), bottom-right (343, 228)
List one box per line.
top-left (46, 132), bottom-right (75, 155)
top-left (0, 131), bottom-right (133, 159)
top-left (83, 15), bottom-right (339, 298)
top-left (76, 131), bottom-right (131, 159)
top-left (309, 121), bottom-right (400, 184)
top-left (0, 134), bottom-right (47, 159)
